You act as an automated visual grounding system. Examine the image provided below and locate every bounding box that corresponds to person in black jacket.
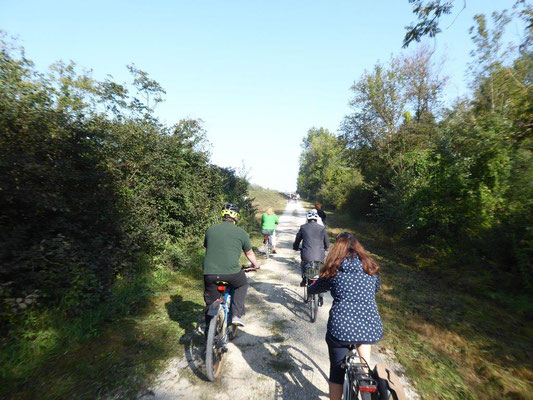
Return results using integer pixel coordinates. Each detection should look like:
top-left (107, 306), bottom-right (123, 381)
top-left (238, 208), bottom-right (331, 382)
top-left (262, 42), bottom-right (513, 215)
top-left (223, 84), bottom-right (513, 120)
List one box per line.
top-left (315, 203), bottom-right (326, 227)
top-left (293, 209), bottom-right (329, 286)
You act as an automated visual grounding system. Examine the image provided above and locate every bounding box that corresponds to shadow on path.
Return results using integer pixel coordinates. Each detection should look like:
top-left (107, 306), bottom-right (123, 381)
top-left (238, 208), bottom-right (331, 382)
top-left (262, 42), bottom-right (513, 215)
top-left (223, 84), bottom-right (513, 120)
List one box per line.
top-left (249, 281), bottom-right (310, 322)
top-left (233, 330), bottom-right (329, 399)
top-left (165, 295), bottom-right (209, 382)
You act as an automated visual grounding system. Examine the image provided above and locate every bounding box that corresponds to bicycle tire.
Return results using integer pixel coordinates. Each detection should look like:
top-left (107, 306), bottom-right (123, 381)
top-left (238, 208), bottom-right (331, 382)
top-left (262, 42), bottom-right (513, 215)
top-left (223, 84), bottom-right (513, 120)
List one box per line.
top-left (205, 308), bottom-right (224, 381)
top-left (309, 294), bottom-right (317, 322)
top-left (228, 324), bottom-right (237, 340)
top-left (303, 283), bottom-right (308, 303)
top-left (359, 391), bottom-right (372, 400)
top-left (265, 240), bottom-right (271, 258)
top-left (343, 372), bottom-right (355, 400)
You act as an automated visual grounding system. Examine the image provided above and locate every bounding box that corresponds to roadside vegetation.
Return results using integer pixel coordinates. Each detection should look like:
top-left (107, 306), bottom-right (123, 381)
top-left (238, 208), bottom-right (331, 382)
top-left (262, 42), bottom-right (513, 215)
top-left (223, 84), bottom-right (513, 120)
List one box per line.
top-left (298, 4), bottom-right (533, 398)
top-left (0, 34), bottom-right (282, 399)
top-left (249, 184), bottom-right (288, 218)
top-left (325, 210), bottom-right (533, 399)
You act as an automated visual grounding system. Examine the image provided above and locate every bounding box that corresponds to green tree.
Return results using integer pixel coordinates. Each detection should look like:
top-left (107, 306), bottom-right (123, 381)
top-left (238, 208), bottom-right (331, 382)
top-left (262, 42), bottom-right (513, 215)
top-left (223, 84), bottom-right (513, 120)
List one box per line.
top-left (0, 36), bottom-right (254, 323)
top-left (297, 127), bottom-right (362, 209)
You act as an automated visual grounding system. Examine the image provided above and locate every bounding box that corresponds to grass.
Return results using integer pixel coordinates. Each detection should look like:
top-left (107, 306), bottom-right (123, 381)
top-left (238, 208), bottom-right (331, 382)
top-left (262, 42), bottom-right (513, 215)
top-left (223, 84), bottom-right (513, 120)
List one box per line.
top-left (0, 249), bottom-right (206, 400)
top-left (325, 209), bottom-right (533, 400)
top-left (0, 187), bottom-right (286, 400)
top-left (249, 184), bottom-right (288, 218)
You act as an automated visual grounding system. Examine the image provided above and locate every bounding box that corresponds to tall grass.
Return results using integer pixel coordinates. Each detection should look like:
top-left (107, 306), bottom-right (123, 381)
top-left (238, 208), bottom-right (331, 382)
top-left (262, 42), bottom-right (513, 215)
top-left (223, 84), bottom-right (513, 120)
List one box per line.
top-left (326, 209), bottom-right (533, 400)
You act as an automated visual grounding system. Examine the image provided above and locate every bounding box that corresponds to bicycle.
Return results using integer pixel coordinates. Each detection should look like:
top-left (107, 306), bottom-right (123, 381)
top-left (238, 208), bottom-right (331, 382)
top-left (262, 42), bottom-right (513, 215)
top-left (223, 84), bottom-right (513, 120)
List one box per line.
top-left (341, 345), bottom-right (378, 400)
top-left (302, 261), bottom-right (324, 323)
top-left (205, 266), bottom-right (258, 381)
top-left (263, 231), bottom-right (274, 258)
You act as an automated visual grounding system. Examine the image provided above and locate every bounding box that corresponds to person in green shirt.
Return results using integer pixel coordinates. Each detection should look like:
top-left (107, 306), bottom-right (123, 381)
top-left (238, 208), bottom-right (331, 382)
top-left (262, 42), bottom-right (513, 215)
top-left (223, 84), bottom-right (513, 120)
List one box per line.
top-left (261, 206), bottom-right (280, 254)
top-left (203, 203), bottom-right (259, 328)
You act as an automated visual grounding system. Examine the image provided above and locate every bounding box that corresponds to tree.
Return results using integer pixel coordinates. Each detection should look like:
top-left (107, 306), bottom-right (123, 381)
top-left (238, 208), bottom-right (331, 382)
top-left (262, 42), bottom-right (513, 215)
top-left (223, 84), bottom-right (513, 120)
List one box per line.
top-left (297, 127), bottom-right (362, 209)
top-left (403, 0), bottom-right (455, 47)
top-left (341, 46), bottom-right (446, 198)
top-left (403, 0), bottom-right (533, 48)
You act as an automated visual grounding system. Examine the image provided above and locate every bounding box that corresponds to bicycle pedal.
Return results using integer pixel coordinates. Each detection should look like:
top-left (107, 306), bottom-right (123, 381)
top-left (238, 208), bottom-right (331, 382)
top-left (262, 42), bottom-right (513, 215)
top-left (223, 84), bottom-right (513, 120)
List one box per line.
top-left (221, 346), bottom-right (229, 353)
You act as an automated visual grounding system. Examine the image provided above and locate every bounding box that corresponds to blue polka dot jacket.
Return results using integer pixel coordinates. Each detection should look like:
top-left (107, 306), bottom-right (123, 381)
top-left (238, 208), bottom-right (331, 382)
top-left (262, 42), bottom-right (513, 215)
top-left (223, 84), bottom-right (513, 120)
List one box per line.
top-left (308, 256), bottom-right (383, 343)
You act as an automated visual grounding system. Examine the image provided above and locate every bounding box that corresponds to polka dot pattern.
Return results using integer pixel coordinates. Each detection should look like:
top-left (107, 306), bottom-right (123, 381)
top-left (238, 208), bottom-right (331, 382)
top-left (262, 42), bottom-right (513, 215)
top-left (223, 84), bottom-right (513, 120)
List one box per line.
top-left (309, 256), bottom-right (383, 343)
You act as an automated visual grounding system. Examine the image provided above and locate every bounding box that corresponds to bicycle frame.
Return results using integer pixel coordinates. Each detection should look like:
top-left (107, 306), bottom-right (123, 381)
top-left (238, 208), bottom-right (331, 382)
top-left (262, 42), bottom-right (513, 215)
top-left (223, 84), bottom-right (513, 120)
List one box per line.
top-left (263, 233), bottom-right (273, 257)
top-left (303, 262), bottom-right (324, 322)
top-left (342, 347), bottom-right (378, 399)
top-left (218, 286), bottom-right (234, 344)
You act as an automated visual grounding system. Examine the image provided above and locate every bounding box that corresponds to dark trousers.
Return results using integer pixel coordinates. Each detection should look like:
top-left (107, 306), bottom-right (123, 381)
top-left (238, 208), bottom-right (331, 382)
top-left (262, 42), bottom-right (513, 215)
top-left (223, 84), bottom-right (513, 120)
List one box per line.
top-left (203, 270), bottom-right (248, 322)
top-left (326, 332), bottom-right (355, 385)
top-left (326, 332), bottom-right (379, 384)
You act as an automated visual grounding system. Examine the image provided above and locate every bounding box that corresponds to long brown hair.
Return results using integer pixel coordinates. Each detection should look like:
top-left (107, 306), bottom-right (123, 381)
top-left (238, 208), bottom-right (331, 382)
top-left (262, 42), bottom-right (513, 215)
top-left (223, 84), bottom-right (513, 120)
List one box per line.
top-left (319, 232), bottom-right (380, 278)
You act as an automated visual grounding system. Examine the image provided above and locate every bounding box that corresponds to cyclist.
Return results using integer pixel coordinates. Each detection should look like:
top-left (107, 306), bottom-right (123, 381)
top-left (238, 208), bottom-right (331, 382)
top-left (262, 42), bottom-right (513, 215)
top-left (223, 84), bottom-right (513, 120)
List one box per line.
top-left (261, 206), bottom-right (279, 254)
top-left (203, 203), bottom-right (259, 328)
top-left (315, 202), bottom-right (327, 227)
top-left (308, 232), bottom-right (382, 400)
top-left (292, 209), bottom-right (329, 287)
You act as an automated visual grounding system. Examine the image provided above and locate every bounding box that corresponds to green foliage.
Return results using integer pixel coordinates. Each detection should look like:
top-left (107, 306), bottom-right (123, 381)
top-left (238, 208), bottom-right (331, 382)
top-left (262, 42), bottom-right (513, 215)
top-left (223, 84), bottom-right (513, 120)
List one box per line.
top-left (297, 127), bottom-right (362, 210)
top-left (403, 0), bottom-right (453, 47)
top-left (0, 36), bottom-right (252, 331)
top-left (300, 7), bottom-right (533, 291)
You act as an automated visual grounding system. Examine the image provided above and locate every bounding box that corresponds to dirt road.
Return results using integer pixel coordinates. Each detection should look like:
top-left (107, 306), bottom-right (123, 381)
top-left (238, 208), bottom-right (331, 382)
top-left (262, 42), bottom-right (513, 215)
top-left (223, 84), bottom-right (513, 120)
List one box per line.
top-left (140, 202), bottom-right (419, 400)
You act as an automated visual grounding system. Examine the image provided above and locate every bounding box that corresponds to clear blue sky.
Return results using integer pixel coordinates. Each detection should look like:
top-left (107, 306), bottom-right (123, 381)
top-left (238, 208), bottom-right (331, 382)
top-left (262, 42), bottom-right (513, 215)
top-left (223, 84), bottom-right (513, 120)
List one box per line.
top-left (1, 0), bottom-right (522, 191)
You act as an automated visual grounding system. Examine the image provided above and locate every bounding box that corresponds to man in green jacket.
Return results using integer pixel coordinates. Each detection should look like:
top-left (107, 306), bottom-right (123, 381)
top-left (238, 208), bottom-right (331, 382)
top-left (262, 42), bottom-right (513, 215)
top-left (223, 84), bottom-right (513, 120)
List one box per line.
top-left (203, 203), bottom-right (259, 327)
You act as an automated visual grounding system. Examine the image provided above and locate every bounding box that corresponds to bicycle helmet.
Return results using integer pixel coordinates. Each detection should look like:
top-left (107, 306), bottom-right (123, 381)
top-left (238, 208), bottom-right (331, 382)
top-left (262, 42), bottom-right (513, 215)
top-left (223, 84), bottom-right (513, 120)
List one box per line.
top-left (306, 209), bottom-right (319, 221)
top-left (221, 203), bottom-right (240, 220)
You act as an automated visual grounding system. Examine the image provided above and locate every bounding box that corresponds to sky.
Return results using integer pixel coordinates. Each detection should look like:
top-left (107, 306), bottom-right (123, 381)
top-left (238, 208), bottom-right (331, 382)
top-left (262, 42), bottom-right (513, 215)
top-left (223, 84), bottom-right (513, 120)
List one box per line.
top-left (0, 0), bottom-right (524, 191)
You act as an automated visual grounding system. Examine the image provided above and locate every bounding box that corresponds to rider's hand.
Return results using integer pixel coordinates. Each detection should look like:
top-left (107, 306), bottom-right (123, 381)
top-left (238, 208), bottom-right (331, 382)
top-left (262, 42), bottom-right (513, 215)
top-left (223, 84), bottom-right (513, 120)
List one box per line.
top-left (243, 264), bottom-right (259, 272)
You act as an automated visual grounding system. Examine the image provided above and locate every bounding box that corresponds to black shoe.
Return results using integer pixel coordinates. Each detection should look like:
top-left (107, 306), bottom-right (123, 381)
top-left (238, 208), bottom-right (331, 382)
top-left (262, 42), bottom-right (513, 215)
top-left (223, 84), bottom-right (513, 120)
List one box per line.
top-left (299, 278), bottom-right (306, 287)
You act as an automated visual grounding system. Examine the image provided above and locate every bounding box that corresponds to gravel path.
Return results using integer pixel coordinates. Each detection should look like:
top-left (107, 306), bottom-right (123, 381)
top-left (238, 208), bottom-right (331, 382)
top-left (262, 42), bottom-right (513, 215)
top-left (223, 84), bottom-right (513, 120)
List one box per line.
top-left (140, 202), bottom-right (420, 400)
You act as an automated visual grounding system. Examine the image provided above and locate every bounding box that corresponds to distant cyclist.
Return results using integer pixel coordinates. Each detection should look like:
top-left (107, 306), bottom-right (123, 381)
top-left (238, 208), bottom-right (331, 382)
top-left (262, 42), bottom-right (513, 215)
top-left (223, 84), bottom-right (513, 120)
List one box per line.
top-left (308, 232), bottom-right (382, 400)
top-left (203, 203), bottom-right (259, 328)
top-left (315, 202), bottom-right (326, 227)
top-left (261, 207), bottom-right (279, 254)
top-left (292, 209), bottom-right (329, 286)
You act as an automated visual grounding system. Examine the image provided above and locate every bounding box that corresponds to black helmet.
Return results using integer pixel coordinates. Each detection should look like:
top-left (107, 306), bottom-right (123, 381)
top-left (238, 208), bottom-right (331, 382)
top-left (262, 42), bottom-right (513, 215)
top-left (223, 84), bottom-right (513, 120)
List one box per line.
top-left (221, 203), bottom-right (240, 220)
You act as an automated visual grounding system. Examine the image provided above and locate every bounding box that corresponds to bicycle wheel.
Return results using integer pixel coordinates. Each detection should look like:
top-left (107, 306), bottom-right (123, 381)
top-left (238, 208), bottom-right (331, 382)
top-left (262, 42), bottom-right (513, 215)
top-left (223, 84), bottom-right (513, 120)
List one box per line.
top-left (303, 283), bottom-right (308, 303)
top-left (343, 372), bottom-right (355, 400)
top-left (228, 324), bottom-right (237, 340)
top-left (205, 307), bottom-right (224, 381)
top-left (358, 391), bottom-right (372, 400)
top-left (265, 240), bottom-right (271, 258)
top-left (309, 294), bottom-right (318, 322)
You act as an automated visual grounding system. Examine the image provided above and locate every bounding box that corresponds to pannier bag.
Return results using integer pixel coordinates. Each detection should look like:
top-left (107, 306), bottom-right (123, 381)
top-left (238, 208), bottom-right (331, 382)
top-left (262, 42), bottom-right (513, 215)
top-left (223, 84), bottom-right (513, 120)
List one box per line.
top-left (373, 363), bottom-right (408, 400)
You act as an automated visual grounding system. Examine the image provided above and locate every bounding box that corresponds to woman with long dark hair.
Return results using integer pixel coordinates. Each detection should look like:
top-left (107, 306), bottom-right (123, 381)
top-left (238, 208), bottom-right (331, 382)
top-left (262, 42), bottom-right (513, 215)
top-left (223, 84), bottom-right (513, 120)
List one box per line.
top-left (308, 232), bottom-right (382, 400)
